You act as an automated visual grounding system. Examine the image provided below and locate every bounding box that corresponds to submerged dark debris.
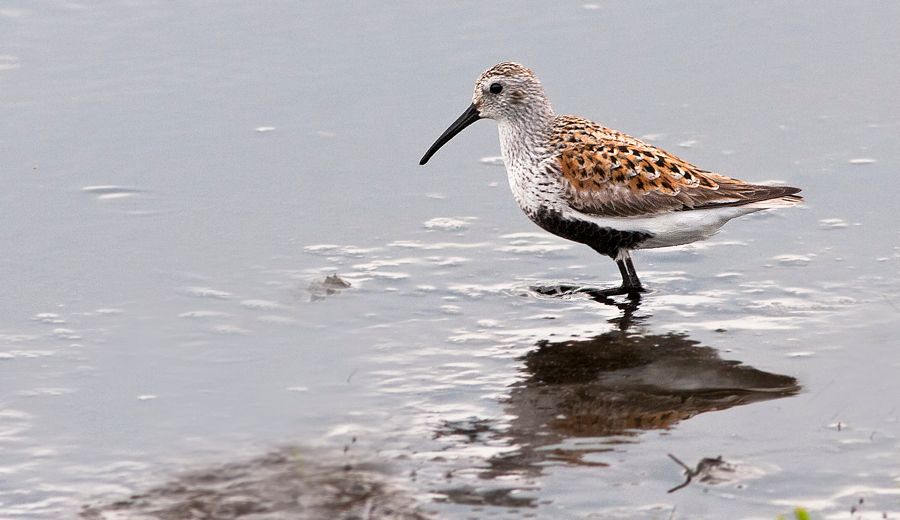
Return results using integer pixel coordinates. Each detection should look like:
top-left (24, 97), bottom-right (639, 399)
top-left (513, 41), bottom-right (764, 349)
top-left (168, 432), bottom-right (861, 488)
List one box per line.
top-left (307, 273), bottom-right (352, 301)
top-left (79, 448), bottom-right (429, 520)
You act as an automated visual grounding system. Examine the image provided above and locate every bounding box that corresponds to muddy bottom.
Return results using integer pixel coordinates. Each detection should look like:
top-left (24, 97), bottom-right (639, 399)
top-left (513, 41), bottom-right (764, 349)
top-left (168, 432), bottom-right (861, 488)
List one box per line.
top-left (79, 448), bottom-right (429, 520)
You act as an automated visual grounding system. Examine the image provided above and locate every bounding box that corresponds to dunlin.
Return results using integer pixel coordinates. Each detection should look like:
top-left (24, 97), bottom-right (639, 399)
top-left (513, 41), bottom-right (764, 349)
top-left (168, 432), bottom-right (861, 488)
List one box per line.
top-left (420, 62), bottom-right (802, 294)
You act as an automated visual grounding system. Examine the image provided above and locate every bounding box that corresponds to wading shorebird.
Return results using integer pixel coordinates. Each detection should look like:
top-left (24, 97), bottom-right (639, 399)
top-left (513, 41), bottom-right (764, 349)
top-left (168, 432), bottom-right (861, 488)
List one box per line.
top-left (419, 62), bottom-right (802, 294)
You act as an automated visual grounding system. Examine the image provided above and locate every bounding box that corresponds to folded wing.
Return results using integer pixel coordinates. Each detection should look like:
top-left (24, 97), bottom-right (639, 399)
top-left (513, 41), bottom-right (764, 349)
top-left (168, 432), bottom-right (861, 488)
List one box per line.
top-left (549, 116), bottom-right (801, 218)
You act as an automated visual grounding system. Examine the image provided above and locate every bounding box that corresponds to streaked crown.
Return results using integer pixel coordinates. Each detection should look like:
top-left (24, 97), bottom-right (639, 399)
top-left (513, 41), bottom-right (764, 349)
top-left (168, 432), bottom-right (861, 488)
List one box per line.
top-left (477, 62), bottom-right (535, 83)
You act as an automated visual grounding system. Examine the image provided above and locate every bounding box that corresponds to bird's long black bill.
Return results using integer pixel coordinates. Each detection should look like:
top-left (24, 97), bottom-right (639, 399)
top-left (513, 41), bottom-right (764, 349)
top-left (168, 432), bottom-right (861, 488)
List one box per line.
top-left (419, 103), bottom-right (482, 165)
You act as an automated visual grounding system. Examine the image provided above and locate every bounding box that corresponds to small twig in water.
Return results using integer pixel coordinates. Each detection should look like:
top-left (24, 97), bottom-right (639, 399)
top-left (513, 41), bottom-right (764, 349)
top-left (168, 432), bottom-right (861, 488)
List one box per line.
top-left (347, 368), bottom-right (359, 384)
top-left (667, 453), bottom-right (696, 493)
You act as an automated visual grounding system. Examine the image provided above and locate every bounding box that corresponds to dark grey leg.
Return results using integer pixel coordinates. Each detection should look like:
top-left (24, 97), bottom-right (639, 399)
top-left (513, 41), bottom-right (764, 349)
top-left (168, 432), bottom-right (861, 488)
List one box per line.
top-left (624, 256), bottom-right (642, 289)
top-left (616, 259), bottom-right (631, 287)
top-left (566, 246), bottom-right (645, 296)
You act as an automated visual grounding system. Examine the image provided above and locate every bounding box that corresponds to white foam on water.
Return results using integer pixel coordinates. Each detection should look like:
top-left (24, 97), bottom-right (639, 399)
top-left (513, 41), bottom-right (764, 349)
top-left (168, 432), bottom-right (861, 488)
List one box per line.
top-left (240, 299), bottom-right (287, 311)
top-left (819, 218), bottom-right (848, 229)
top-left (388, 240), bottom-right (485, 251)
top-left (32, 313), bottom-right (65, 324)
top-left (52, 328), bottom-right (81, 340)
top-left (179, 287), bottom-right (233, 299)
top-left (210, 325), bottom-right (249, 335)
top-left (81, 185), bottom-right (144, 200)
top-left (16, 387), bottom-right (75, 397)
top-left (178, 310), bottom-right (232, 319)
top-left (424, 217), bottom-right (476, 231)
top-left (479, 156), bottom-right (504, 166)
top-left (496, 243), bottom-right (571, 254)
top-left (772, 254), bottom-right (812, 266)
top-left (257, 315), bottom-right (297, 325)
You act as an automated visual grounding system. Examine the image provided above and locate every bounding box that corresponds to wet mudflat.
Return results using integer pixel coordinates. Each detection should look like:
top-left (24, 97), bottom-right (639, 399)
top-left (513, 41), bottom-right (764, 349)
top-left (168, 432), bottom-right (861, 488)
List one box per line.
top-left (2, 1), bottom-right (899, 519)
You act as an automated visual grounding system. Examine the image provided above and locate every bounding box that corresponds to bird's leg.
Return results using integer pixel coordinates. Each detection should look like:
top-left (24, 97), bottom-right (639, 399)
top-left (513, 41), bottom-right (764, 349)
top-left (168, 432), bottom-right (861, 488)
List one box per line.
top-left (616, 259), bottom-right (631, 287)
top-left (624, 256), bottom-right (642, 290)
top-left (613, 259), bottom-right (642, 294)
top-left (613, 251), bottom-right (643, 292)
top-left (589, 248), bottom-right (644, 295)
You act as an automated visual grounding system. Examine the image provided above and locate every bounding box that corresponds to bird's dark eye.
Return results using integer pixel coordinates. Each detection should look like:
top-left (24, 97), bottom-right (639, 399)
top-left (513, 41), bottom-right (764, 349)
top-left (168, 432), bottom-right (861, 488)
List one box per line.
top-left (489, 83), bottom-right (503, 94)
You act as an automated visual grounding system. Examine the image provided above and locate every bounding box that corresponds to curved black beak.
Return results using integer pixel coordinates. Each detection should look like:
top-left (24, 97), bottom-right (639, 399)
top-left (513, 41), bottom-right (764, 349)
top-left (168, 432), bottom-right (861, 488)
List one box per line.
top-left (419, 103), bottom-right (482, 165)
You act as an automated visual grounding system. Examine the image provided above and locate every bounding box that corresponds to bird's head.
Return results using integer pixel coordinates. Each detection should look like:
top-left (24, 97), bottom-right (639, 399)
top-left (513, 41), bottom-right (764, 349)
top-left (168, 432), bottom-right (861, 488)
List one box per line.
top-left (419, 62), bottom-right (551, 165)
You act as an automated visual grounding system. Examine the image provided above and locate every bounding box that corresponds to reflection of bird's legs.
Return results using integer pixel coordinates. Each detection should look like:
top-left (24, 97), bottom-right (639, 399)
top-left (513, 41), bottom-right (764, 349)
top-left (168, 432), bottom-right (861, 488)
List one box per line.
top-left (611, 291), bottom-right (642, 330)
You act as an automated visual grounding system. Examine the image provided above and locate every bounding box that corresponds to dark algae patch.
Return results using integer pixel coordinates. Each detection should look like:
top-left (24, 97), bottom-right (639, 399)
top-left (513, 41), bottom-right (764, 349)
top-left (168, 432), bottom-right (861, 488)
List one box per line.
top-left (79, 448), bottom-right (430, 520)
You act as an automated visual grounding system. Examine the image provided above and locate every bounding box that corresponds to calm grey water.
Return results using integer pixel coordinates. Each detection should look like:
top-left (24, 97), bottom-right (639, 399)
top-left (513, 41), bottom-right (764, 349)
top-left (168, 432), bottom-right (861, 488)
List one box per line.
top-left (2, 1), bottom-right (899, 519)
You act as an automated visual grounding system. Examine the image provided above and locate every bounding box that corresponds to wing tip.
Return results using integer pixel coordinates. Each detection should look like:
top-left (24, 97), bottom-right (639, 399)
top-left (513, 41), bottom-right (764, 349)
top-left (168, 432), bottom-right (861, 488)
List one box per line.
top-left (749, 190), bottom-right (804, 209)
top-left (768, 186), bottom-right (803, 206)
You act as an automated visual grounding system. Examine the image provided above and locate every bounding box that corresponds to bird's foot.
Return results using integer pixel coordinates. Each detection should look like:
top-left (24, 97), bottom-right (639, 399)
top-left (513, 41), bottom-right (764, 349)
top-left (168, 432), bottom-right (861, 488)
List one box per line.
top-left (530, 283), bottom-right (645, 300)
top-left (580, 285), bottom-right (645, 299)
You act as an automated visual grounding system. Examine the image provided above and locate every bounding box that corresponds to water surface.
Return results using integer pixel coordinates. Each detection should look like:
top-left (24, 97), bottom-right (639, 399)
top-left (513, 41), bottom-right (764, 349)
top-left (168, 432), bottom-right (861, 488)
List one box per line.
top-left (1, 1), bottom-right (899, 519)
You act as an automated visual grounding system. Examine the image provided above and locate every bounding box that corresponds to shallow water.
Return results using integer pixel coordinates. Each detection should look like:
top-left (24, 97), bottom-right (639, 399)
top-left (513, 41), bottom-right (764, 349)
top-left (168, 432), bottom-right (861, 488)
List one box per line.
top-left (2, 1), bottom-right (899, 519)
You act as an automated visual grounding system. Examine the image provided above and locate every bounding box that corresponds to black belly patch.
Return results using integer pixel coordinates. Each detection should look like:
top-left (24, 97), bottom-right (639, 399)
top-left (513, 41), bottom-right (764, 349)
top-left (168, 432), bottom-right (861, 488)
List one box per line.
top-left (532, 208), bottom-right (652, 258)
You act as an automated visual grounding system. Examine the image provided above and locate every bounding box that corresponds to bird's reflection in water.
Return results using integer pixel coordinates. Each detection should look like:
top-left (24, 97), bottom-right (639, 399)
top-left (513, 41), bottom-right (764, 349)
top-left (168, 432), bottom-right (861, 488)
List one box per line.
top-left (434, 290), bottom-right (799, 505)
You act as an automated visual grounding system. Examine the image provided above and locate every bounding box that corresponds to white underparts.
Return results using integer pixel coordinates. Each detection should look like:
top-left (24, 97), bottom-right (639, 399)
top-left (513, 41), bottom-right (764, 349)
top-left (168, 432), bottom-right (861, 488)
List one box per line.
top-left (568, 197), bottom-right (799, 249)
